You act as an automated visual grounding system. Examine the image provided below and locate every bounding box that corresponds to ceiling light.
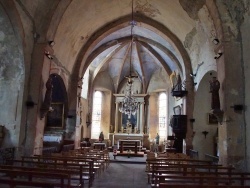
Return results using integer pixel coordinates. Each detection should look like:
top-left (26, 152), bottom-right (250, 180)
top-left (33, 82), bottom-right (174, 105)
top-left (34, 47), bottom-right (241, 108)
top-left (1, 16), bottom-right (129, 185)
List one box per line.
top-left (119, 0), bottom-right (140, 119)
top-left (214, 52), bottom-right (223, 59)
top-left (212, 38), bottom-right (220, 45)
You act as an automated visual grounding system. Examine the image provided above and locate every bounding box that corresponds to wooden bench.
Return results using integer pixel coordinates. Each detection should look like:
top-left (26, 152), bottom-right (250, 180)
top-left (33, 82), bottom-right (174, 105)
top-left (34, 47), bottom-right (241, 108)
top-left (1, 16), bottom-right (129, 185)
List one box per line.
top-left (42, 150), bottom-right (107, 174)
top-left (0, 165), bottom-right (81, 187)
top-left (153, 171), bottom-right (250, 186)
top-left (156, 175), bottom-right (250, 187)
top-left (159, 184), bottom-right (250, 188)
top-left (31, 154), bottom-right (103, 178)
top-left (0, 178), bottom-right (60, 188)
top-left (7, 158), bottom-right (93, 187)
top-left (146, 160), bottom-right (227, 184)
top-left (0, 168), bottom-right (70, 188)
top-left (149, 165), bottom-right (234, 185)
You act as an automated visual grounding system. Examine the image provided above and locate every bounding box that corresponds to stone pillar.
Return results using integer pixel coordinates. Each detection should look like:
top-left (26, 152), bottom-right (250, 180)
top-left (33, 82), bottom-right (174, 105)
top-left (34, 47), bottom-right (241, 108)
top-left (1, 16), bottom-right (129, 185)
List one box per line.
top-left (114, 102), bottom-right (119, 133)
top-left (137, 106), bottom-right (140, 130)
top-left (140, 102), bottom-right (145, 133)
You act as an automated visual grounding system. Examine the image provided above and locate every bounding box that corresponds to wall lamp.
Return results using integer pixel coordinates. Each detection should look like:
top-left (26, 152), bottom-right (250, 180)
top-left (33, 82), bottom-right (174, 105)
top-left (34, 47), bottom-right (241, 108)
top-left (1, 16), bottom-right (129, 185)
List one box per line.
top-left (212, 38), bottom-right (220, 45)
top-left (44, 50), bottom-right (53, 60)
top-left (230, 104), bottom-right (244, 112)
top-left (26, 101), bottom-right (37, 108)
top-left (48, 40), bottom-right (55, 47)
top-left (190, 118), bottom-right (195, 123)
top-left (214, 52), bottom-right (223, 59)
top-left (26, 96), bottom-right (37, 108)
top-left (190, 73), bottom-right (196, 78)
top-left (202, 131), bottom-right (209, 139)
top-left (190, 61), bottom-right (204, 78)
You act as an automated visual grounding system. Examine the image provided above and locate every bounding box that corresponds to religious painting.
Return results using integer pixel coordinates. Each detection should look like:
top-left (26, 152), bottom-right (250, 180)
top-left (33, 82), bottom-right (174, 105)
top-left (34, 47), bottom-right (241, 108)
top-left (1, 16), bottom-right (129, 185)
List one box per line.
top-left (207, 113), bottom-right (218, 124)
top-left (46, 103), bottom-right (64, 128)
top-left (122, 113), bottom-right (137, 129)
top-left (173, 105), bottom-right (182, 115)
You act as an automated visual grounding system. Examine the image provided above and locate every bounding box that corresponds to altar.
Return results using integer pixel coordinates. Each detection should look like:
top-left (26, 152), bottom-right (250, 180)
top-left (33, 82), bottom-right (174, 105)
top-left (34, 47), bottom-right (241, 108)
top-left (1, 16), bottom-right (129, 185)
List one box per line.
top-left (109, 133), bottom-right (144, 146)
top-left (117, 139), bottom-right (141, 154)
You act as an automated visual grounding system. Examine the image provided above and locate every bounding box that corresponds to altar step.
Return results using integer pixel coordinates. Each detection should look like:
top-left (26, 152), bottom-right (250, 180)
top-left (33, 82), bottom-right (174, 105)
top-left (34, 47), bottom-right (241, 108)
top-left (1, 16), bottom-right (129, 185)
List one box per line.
top-left (108, 146), bottom-right (148, 154)
top-left (116, 151), bottom-right (144, 157)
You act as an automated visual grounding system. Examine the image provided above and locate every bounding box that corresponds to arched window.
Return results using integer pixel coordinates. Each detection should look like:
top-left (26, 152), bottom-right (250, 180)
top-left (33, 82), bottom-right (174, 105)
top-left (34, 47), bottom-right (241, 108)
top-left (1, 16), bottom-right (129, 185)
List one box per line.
top-left (159, 93), bottom-right (167, 139)
top-left (91, 91), bottom-right (102, 139)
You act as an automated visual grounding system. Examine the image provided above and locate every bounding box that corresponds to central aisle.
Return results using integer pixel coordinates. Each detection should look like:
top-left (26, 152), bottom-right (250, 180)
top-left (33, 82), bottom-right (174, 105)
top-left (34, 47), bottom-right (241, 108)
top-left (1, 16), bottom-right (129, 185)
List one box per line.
top-left (92, 163), bottom-right (150, 188)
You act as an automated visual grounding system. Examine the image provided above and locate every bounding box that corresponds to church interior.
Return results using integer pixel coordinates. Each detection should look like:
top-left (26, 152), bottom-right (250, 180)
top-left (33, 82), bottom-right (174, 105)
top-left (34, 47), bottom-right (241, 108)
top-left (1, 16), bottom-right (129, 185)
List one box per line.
top-left (1, 0), bottom-right (250, 187)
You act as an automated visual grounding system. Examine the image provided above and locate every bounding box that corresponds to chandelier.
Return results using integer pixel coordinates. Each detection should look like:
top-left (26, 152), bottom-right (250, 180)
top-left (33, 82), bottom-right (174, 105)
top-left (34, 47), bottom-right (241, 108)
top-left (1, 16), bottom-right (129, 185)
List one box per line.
top-left (119, 0), bottom-right (140, 119)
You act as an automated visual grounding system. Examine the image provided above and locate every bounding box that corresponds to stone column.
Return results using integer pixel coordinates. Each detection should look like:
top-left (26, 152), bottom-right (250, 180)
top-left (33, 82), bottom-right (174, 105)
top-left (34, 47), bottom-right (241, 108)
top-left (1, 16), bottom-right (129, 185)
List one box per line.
top-left (140, 102), bottom-right (145, 134)
top-left (136, 106), bottom-right (140, 130)
top-left (114, 102), bottom-right (119, 133)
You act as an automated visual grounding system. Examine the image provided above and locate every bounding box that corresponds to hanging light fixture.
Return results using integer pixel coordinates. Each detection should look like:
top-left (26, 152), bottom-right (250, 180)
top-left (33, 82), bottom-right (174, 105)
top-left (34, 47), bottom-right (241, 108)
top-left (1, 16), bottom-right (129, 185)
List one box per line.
top-left (119, 0), bottom-right (140, 119)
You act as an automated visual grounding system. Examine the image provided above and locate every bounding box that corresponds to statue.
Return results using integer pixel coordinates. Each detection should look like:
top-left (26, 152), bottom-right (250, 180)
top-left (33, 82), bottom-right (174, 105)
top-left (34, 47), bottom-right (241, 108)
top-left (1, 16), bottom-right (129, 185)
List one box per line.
top-left (209, 77), bottom-right (220, 110)
top-left (209, 77), bottom-right (224, 124)
top-left (170, 71), bottom-right (177, 89)
top-left (126, 120), bottom-right (132, 133)
top-left (99, 131), bottom-right (104, 142)
top-left (170, 71), bottom-right (182, 91)
top-left (155, 133), bottom-right (160, 145)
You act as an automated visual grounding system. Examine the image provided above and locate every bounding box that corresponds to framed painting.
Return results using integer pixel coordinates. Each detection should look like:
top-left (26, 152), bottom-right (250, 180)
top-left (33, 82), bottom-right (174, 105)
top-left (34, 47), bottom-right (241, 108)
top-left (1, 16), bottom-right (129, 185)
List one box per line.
top-left (121, 113), bottom-right (137, 129)
top-left (46, 103), bottom-right (64, 128)
top-left (173, 105), bottom-right (182, 115)
top-left (207, 113), bottom-right (218, 124)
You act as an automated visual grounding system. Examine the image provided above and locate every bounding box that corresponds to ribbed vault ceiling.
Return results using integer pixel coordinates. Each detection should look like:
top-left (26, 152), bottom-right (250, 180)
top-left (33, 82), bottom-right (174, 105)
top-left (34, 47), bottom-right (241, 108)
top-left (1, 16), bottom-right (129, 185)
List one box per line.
top-left (88, 25), bottom-right (184, 93)
top-left (51, 0), bottom-right (196, 87)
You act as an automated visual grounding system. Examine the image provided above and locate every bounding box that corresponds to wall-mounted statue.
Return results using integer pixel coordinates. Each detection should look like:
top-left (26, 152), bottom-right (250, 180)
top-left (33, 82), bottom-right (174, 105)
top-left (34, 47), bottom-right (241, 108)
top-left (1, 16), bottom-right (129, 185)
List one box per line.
top-left (170, 70), bottom-right (182, 90)
top-left (209, 77), bottom-right (220, 110)
top-left (209, 77), bottom-right (223, 124)
top-left (40, 77), bottom-right (53, 119)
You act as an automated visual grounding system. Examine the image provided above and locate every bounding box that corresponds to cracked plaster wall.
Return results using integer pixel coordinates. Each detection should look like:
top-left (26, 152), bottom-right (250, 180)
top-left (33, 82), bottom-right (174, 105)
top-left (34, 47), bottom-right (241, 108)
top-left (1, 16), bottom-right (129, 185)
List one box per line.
top-left (193, 73), bottom-right (218, 160)
top-left (0, 4), bottom-right (24, 147)
top-left (241, 2), bottom-right (250, 171)
top-left (213, 0), bottom-right (249, 170)
top-left (182, 3), bottom-right (217, 84)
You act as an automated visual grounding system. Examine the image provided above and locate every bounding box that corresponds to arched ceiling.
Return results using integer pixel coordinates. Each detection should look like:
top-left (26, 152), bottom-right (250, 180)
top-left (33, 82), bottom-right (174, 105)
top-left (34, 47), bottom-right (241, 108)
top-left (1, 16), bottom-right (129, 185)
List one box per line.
top-left (51, 0), bottom-right (196, 80)
top-left (87, 24), bottom-right (184, 93)
top-left (14, 0), bottom-right (217, 94)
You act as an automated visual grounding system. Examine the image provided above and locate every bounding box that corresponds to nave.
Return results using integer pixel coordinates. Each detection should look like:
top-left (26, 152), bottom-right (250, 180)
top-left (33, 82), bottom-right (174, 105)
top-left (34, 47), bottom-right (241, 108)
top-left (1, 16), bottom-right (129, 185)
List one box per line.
top-left (92, 163), bottom-right (149, 188)
top-left (1, 147), bottom-right (250, 188)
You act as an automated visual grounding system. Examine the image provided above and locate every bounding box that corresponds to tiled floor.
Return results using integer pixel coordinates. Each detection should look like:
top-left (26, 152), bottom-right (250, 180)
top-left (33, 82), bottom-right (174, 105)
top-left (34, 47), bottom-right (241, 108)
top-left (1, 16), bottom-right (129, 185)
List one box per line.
top-left (92, 162), bottom-right (150, 188)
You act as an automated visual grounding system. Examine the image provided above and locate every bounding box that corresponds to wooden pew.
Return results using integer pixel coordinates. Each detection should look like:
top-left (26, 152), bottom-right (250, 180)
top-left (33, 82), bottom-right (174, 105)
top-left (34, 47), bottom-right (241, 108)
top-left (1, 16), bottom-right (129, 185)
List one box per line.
top-left (148, 163), bottom-right (234, 183)
top-left (0, 168), bottom-right (70, 188)
top-left (156, 175), bottom-right (250, 187)
top-left (37, 151), bottom-right (106, 177)
top-left (159, 184), bottom-right (250, 188)
top-left (0, 179), bottom-right (58, 188)
top-left (7, 158), bottom-right (93, 187)
top-left (153, 171), bottom-right (250, 186)
top-left (0, 165), bottom-right (81, 187)
top-left (30, 154), bottom-right (101, 178)
top-left (146, 154), bottom-right (250, 187)
top-left (146, 158), bottom-right (225, 184)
